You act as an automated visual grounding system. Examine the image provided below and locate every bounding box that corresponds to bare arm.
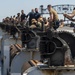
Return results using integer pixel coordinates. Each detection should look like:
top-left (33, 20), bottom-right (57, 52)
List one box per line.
top-left (49, 12), bottom-right (54, 22)
top-left (63, 13), bottom-right (75, 20)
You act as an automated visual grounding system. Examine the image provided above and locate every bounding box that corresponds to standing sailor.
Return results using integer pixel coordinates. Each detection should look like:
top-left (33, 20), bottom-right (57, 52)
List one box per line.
top-left (27, 9), bottom-right (35, 26)
top-left (47, 4), bottom-right (59, 30)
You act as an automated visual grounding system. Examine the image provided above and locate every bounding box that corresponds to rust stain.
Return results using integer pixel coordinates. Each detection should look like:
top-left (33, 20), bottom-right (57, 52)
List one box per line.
top-left (41, 70), bottom-right (58, 75)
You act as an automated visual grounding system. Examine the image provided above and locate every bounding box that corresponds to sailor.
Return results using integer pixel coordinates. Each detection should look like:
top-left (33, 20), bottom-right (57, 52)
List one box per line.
top-left (34, 8), bottom-right (41, 20)
top-left (63, 7), bottom-right (75, 21)
top-left (47, 4), bottom-right (59, 30)
top-left (21, 10), bottom-right (27, 26)
top-left (27, 9), bottom-right (35, 26)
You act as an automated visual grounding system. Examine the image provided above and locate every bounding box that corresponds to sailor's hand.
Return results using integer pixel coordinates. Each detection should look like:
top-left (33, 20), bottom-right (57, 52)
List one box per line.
top-left (63, 13), bottom-right (67, 17)
top-left (50, 19), bottom-right (53, 22)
